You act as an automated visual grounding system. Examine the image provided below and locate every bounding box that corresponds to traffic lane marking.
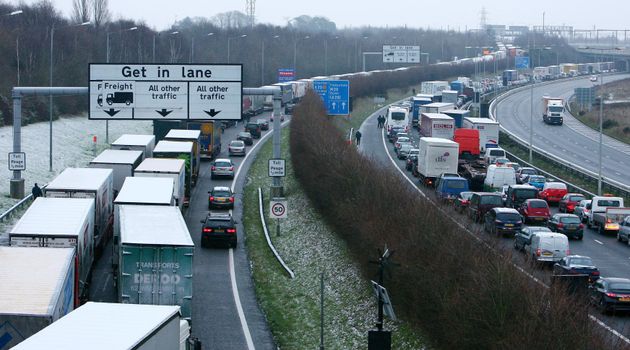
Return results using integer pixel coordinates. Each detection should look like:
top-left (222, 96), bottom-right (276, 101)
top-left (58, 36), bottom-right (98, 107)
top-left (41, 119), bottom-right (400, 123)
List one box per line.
top-left (594, 239), bottom-right (604, 245)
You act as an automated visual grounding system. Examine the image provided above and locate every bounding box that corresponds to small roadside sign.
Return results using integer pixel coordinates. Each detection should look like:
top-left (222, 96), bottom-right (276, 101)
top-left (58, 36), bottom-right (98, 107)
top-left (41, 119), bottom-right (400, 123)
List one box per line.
top-left (270, 199), bottom-right (288, 219)
top-left (371, 281), bottom-right (397, 320)
top-left (8, 152), bottom-right (25, 171)
top-left (268, 159), bottom-right (286, 177)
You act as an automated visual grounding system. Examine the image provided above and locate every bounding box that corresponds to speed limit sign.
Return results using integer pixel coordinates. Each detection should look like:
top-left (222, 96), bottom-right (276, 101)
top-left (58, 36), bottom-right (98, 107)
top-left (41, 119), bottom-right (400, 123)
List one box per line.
top-left (270, 199), bottom-right (288, 219)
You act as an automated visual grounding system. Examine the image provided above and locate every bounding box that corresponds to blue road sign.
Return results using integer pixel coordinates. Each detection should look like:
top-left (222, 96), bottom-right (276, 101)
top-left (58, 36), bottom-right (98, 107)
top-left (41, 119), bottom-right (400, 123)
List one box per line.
top-left (277, 68), bottom-right (295, 83)
top-left (313, 80), bottom-right (350, 115)
top-left (515, 56), bottom-right (530, 70)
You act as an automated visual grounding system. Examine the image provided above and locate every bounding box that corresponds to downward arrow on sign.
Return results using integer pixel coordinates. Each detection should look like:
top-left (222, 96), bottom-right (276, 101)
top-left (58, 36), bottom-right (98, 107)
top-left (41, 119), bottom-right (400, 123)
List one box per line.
top-left (204, 109), bottom-right (221, 117)
top-left (104, 108), bottom-right (120, 117)
top-left (156, 109), bottom-right (173, 117)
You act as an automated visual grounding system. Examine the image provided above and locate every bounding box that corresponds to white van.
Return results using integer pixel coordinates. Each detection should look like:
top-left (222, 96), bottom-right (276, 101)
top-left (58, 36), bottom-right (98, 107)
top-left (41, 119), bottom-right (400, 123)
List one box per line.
top-left (484, 164), bottom-right (516, 191)
top-left (526, 232), bottom-right (570, 264)
top-left (483, 147), bottom-right (506, 165)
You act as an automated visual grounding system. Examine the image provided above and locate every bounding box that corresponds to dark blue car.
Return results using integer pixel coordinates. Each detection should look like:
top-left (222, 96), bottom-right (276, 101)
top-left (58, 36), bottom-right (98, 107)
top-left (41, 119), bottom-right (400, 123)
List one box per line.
top-left (435, 176), bottom-right (469, 202)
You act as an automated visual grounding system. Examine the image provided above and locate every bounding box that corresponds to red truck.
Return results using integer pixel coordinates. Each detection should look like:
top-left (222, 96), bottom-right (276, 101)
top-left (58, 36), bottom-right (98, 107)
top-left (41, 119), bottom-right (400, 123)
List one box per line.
top-left (454, 128), bottom-right (480, 159)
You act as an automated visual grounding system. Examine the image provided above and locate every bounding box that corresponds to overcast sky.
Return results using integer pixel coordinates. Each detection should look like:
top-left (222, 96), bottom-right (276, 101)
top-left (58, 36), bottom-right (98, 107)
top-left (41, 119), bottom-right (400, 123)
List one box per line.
top-left (11, 0), bottom-right (629, 31)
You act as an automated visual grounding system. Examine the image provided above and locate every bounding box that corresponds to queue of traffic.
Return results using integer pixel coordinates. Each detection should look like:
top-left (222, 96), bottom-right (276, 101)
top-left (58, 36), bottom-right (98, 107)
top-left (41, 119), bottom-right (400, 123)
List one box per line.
top-left (385, 94), bottom-right (630, 315)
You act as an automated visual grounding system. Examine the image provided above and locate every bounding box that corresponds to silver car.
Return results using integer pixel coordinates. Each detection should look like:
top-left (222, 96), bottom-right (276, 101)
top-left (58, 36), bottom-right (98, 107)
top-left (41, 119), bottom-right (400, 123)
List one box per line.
top-left (397, 144), bottom-right (414, 159)
top-left (211, 158), bottom-right (235, 179)
top-left (228, 140), bottom-right (246, 157)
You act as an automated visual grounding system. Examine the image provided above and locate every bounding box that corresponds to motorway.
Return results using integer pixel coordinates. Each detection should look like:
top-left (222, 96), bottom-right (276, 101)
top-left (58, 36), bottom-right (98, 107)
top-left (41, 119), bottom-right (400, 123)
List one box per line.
top-left (358, 101), bottom-right (630, 337)
top-left (90, 114), bottom-right (281, 349)
top-left (495, 74), bottom-right (630, 187)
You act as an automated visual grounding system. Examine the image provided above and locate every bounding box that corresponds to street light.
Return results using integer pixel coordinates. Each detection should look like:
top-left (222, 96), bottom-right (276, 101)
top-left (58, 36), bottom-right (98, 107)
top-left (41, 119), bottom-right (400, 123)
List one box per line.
top-left (2, 10), bottom-right (22, 16)
top-left (104, 26), bottom-right (137, 143)
top-left (293, 35), bottom-right (310, 74)
top-left (3, 9), bottom-right (23, 85)
top-left (49, 20), bottom-right (91, 171)
top-left (227, 34), bottom-right (247, 64)
top-left (324, 35), bottom-right (338, 76)
top-left (261, 35), bottom-right (280, 85)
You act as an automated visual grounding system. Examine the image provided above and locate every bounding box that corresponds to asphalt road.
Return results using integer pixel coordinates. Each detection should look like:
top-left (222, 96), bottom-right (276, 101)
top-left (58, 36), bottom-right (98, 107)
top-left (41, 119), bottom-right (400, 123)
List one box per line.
top-left (90, 114), bottom-right (280, 349)
top-left (495, 74), bottom-right (630, 187)
top-left (359, 104), bottom-right (630, 338)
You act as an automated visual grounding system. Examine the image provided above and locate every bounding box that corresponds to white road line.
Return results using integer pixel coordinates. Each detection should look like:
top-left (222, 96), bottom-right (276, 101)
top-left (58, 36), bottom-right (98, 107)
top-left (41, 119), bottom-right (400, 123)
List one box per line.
top-left (102, 274), bottom-right (111, 293)
top-left (229, 248), bottom-right (255, 350)
top-left (594, 239), bottom-right (604, 245)
top-left (370, 107), bottom-right (630, 345)
top-left (227, 118), bottom-right (290, 350)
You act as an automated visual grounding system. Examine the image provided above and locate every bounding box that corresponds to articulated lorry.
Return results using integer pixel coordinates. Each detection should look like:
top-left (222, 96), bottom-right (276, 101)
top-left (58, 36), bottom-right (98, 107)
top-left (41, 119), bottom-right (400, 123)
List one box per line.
top-left (542, 96), bottom-right (564, 125)
top-left (0, 247), bottom-right (75, 349)
top-left (134, 158), bottom-right (186, 210)
top-left (416, 137), bottom-right (459, 187)
top-left (111, 134), bottom-right (156, 160)
top-left (89, 150), bottom-right (143, 194)
top-left (13, 302), bottom-right (194, 350)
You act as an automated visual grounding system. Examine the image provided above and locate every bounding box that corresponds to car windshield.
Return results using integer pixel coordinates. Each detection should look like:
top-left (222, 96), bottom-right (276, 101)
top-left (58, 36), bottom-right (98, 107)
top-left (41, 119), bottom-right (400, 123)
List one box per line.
top-left (522, 168), bottom-right (536, 175)
top-left (560, 216), bottom-right (581, 224)
top-left (391, 112), bottom-right (406, 120)
top-left (529, 201), bottom-right (547, 208)
top-left (489, 150), bottom-right (504, 156)
top-left (569, 195), bottom-right (585, 202)
top-left (549, 106), bottom-right (564, 113)
top-left (609, 282), bottom-right (630, 292)
top-left (257, 119), bottom-right (266, 123)
top-left (230, 141), bottom-right (244, 147)
top-left (215, 161), bottom-right (231, 167)
top-left (569, 257), bottom-right (593, 266)
top-left (213, 190), bottom-right (231, 197)
top-left (397, 137), bottom-right (410, 143)
top-left (446, 180), bottom-right (467, 189)
top-left (480, 196), bottom-right (503, 205)
top-left (529, 176), bottom-right (545, 182)
top-left (515, 189), bottom-right (538, 199)
top-left (238, 132), bottom-right (251, 138)
top-left (497, 213), bottom-right (520, 221)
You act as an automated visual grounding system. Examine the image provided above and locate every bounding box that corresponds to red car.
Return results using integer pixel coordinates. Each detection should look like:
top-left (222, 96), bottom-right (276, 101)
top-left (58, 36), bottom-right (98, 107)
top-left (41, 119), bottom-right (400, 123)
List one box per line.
top-left (518, 199), bottom-right (551, 225)
top-left (558, 193), bottom-right (586, 213)
top-left (538, 182), bottom-right (568, 204)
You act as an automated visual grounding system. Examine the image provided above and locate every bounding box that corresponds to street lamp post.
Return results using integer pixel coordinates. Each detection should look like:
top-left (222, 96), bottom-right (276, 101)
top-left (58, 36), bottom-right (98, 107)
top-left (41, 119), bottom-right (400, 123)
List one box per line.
top-left (106, 26), bottom-right (137, 143)
top-left (261, 35), bottom-right (279, 86)
top-left (293, 35), bottom-right (310, 74)
top-left (49, 21), bottom-right (91, 171)
top-left (3, 10), bottom-right (23, 85)
top-left (598, 73), bottom-right (604, 195)
top-left (227, 34), bottom-right (247, 64)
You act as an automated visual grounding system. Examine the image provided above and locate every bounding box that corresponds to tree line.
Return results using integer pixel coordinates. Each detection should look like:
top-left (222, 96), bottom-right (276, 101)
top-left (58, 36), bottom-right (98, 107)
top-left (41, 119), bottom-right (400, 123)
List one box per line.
top-left (0, 1), bottom-right (577, 125)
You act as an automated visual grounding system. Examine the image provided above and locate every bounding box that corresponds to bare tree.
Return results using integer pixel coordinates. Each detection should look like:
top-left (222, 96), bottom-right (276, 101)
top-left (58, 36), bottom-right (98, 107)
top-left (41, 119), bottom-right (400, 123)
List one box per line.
top-left (71, 0), bottom-right (91, 24)
top-left (92, 0), bottom-right (110, 27)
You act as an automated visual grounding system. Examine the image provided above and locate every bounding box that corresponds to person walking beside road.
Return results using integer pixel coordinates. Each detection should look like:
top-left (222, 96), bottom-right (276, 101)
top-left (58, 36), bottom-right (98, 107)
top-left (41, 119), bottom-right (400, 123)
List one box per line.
top-left (355, 130), bottom-right (362, 146)
top-left (377, 115), bottom-right (384, 128)
top-left (31, 183), bottom-right (42, 199)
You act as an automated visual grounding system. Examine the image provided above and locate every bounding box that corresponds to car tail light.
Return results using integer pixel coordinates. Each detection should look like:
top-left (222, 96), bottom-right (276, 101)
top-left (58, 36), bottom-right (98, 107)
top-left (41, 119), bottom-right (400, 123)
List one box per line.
top-left (229, 197), bottom-right (234, 203)
top-left (203, 228), bottom-right (213, 233)
top-left (211, 166), bottom-right (216, 171)
top-left (536, 248), bottom-right (541, 256)
top-left (209, 196), bottom-right (215, 201)
top-left (606, 292), bottom-right (618, 298)
top-left (462, 200), bottom-right (469, 205)
top-left (592, 271), bottom-right (600, 276)
top-left (229, 166), bottom-right (234, 171)
top-left (557, 223), bottom-right (564, 228)
top-left (579, 223), bottom-right (584, 229)
top-left (607, 218), bottom-right (612, 224)
top-left (226, 228), bottom-right (236, 234)
top-left (565, 249), bottom-right (571, 255)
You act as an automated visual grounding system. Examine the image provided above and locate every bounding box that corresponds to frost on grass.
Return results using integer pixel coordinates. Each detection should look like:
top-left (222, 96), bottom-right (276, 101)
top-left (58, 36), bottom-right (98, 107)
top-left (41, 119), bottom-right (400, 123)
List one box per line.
top-left (244, 134), bottom-right (426, 349)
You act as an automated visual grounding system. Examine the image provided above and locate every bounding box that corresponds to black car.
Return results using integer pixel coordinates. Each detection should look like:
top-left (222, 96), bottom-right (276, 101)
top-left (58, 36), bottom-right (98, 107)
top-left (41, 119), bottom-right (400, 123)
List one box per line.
top-left (201, 212), bottom-right (238, 248)
top-left (553, 255), bottom-right (600, 283)
top-left (483, 207), bottom-right (523, 237)
top-left (256, 118), bottom-right (270, 131)
top-left (387, 127), bottom-right (404, 143)
top-left (406, 154), bottom-right (418, 171)
top-left (548, 213), bottom-right (584, 240)
top-left (590, 277), bottom-right (630, 313)
top-left (237, 131), bottom-right (253, 146)
top-left (467, 192), bottom-right (504, 223)
top-left (245, 122), bottom-right (262, 139)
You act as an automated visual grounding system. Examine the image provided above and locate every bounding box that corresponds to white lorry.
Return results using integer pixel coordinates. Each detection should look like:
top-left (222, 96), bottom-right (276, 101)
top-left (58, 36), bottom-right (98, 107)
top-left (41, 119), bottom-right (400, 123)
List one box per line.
top-left (421, 81), bottom-right (449, 95)
top-left (111, 134), bottom-right (156, 160)
top-left (13, 302), bottom-right (193, 350)
top-left (419, 113), bottom-right (455, 139)
top-left (416, 137), bottom-right (459, 187)
top-left (463, 117), bottom-right (500, 153)
top-left (89, 149), bottom-right (143, 194)
top-left (10, 198), bottom-right (95, 305)
top-left (542, 96), bottom-right (564, 125)
top-left (113, 177), bottom-right (176, 274)
top-left (134, 158), bottom-right (186, 210)
top-left (0, 247), bottom-right (76, 349)
top-left (44, 168), bottom-right (114, 253)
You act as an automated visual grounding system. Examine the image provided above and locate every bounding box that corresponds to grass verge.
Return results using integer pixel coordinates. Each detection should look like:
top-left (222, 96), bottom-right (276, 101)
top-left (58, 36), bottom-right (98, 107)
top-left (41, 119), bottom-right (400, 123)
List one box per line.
top-left (243, 130), bottom-right (427, 348)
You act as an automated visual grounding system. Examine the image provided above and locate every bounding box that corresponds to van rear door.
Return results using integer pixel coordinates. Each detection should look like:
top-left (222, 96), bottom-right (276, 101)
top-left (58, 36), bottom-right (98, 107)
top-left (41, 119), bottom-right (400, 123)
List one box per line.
top-left (552, 235), bottom-right (569, 260)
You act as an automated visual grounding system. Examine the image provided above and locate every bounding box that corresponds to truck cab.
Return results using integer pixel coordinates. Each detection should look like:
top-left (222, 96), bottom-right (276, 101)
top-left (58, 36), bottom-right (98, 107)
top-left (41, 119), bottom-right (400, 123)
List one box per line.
top-left (542, 96), bottom-right (564, 125)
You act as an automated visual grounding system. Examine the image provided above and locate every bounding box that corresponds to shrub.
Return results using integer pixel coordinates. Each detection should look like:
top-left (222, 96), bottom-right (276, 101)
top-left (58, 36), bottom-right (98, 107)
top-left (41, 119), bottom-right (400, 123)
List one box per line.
top-left (290, 91), bottom-right (627, 349)
top-left (603, 119), bottom-right (619, 129)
